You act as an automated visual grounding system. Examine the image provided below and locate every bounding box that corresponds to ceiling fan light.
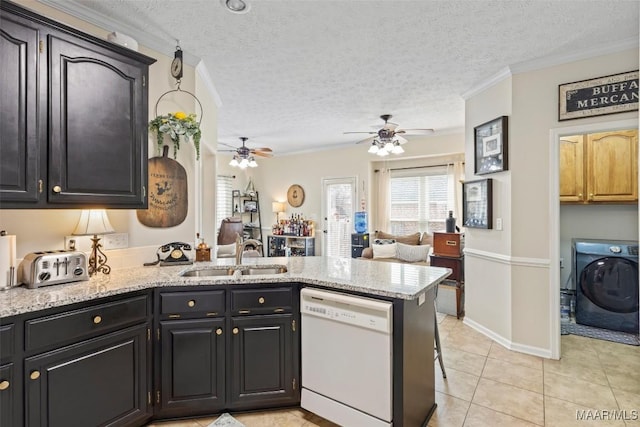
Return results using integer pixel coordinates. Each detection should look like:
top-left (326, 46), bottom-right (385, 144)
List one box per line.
top-left (376, 149), bottom-right (389, 157)
top-left (239, 158), bottom-right (249, 168)
top-left (248, 157), bottom-right (258, 168)
top-left (229, 156), bottom-right (239, 167)
top-left (368, 143), bottom-right (379, 154)
top-left (391, 142), bottom-right (404, 154)
top-left (383, 141), bottom-right (394, 152)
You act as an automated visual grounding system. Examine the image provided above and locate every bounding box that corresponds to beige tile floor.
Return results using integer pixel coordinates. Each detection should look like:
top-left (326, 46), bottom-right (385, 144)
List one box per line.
top-left (146, 314), bottom-right (640, 427)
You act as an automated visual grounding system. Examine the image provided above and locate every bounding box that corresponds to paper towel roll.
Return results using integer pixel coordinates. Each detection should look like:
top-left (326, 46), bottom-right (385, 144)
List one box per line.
top-left (0, 235), bottom-right (16, 290)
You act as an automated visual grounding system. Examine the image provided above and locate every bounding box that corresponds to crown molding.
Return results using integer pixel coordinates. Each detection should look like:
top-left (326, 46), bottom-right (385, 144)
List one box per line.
top-left (461, 36), bottom-right (639, 100)
top-left (196, 61), bottom-right (223, 108)
top-left (510, 36), bottom-right (639, 75)
top-left (36, 0), bottom-right (200, 66)
top-left (461, 67), bottom-right (512, 100)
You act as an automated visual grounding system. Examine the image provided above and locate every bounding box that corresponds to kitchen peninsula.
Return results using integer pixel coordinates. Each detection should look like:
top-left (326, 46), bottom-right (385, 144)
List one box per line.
top-left (0, 257), bottom-right (450, 427)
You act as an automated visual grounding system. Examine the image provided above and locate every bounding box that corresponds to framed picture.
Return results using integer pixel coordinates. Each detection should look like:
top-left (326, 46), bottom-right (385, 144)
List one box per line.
top-left (232, 190), bottom-right (240, 197)
top-left (463, 178), bottom-right (493, 229)
top-left (243, 200), bottom-right (257, 212)
top-left (559, 70), bottom-right (638, 121)
top-left (474, 116), bottom-right (508, 175)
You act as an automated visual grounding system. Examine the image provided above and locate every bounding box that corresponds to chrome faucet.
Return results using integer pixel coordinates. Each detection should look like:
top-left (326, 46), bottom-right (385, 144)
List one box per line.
top-left (235, 234), bottom-right (263, 264)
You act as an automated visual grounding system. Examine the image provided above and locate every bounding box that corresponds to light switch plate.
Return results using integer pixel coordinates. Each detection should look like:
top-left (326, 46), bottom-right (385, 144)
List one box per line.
top-left (496, 218), bottom-right (503, 230)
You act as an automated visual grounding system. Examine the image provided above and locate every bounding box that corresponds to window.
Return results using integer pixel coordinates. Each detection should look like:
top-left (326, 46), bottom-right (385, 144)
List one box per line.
top-left (389, 166), bottom-right (451, 235)
top-left (322, 177), bottom-right (356, 258)
top-left (216, 175), bottom-right (233, 229)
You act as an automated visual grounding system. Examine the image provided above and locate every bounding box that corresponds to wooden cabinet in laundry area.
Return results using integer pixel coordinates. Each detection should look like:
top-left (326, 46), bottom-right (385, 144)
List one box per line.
top-left (560, 129), bottom-right (638, 204)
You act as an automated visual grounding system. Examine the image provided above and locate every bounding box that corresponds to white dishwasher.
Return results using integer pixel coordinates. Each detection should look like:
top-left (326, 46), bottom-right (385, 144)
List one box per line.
top-left (300, 288), bottom-right (393, 427)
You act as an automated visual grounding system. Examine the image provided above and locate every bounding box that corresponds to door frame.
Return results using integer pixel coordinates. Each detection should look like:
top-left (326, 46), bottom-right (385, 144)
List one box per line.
top-left (548, 117), bottom-right (638, 359)
top-left (321, 176), bottom-right (358, 257)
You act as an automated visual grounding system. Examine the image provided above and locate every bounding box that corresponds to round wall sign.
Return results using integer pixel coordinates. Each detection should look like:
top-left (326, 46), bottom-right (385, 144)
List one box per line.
top-left (287, 184), bottom-right (305, 207)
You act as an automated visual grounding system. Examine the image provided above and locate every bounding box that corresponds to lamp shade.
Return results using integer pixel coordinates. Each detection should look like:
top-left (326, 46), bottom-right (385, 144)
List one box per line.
top-left (72, 210), bottom-right (115, 236)
top-left (272, 202), bottom-right (285, 213)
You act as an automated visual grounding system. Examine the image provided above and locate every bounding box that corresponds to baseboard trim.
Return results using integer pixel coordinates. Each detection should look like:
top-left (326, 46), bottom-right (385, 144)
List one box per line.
top-left (464, 248), bottom-right (550, 268)
top-left (464, 316), bottom-right (553, 359)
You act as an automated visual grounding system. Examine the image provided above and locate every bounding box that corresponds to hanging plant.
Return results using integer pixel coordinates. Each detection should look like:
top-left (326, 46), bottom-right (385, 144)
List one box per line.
top-left (149, 111), bottom-right (202, 160)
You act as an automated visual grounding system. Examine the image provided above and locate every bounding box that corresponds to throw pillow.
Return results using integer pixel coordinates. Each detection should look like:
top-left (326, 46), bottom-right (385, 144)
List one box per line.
top-left (397, 243), bottom-right (430, 263)
top-left (376, 231), bottom-right (421, 246)
top-left (374, 238), bottom-right (396, 245)
top-left (372, 242), bottom-right (397, 258)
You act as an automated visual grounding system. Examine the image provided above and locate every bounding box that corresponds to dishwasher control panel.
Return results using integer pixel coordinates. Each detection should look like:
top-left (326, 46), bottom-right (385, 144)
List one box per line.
top-left (301, 288), bottom-right (392, 333)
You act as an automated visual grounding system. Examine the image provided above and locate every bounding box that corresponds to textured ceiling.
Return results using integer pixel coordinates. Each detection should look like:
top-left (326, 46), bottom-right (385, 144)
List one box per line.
top-left (41, 0), bottom-right (639, 155)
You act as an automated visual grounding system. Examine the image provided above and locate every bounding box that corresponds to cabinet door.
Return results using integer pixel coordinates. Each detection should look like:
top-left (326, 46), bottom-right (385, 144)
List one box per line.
top-left (47, 34), bottom-right (148, 207)
top-left (559, 135), bottom-right (586, 203)
top-left (0, 12), bottom-right (40, 203)
top-left (158, 318), bottom-right (225, 417)
top-left (0, 363), bottom-right (17, 427)
top-left (587, 130), bottom-right (638, 203)
top-left (228, 314), bottom-right (298, 410)
top-left (24, 323), bottom-right (150, 427)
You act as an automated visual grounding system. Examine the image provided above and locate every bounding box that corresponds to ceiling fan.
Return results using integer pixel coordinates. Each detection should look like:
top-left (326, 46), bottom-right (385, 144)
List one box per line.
top-left (219, 137), bottom-right (273, 168)
top-left (345, 114), bottom-right (434, 156)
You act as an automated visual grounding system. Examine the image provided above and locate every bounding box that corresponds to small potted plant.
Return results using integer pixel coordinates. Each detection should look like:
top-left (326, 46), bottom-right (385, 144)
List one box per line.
top-left (149, 111), bottom-right (202, 160)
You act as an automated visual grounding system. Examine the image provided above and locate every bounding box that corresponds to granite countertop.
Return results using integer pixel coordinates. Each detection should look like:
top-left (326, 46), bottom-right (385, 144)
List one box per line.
top-left (0, 256), bottom-right (451, 318)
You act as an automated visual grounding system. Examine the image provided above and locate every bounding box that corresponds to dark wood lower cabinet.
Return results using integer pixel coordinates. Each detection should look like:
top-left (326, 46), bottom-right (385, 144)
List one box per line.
top-left (228, 314), bottom-right (298, 410)
top-left (0, 363), bottom-right (16, 426)
top-left (158, 318), bottom-right (225, 417)
top-left (24, 323), bottom-right (150, 427)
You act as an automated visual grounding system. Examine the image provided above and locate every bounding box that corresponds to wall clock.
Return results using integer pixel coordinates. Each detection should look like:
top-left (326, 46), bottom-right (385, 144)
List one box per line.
top-left (287, 184), bottom-right (305, 207)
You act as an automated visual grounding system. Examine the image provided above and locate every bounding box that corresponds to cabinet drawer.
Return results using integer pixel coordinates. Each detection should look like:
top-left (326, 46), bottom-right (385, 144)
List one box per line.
top-left (0, 325), bottom-right (14, 362)
top-left (25, 295), bottom-right (148, 352)
top-left (231, 288), bottom-right (292, 314)
top-left (160, 290), bottom-right (225, 317)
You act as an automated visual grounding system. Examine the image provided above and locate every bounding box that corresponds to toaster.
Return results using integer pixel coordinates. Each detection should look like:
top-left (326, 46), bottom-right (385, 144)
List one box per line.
top-left (18, 250), bottom-right (89, 289)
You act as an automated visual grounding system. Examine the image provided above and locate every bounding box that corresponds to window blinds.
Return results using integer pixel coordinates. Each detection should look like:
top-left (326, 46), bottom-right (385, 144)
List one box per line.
top-left (216, 175), bottom-right (234, 230)
top-left (389, 166), bottom-right (450, 235)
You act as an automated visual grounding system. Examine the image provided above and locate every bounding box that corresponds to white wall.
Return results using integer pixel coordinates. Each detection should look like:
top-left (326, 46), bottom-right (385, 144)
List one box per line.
top-left (0, 1), bottom-right (218, 265)
top-left (464, 48), bottom-right (639, 356)
top-left (464, 76), bottom-right (513, 341)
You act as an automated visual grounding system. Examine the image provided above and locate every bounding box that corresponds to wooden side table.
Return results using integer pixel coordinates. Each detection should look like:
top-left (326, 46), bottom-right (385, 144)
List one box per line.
top-left (430, 254), bottom-right (465, 319)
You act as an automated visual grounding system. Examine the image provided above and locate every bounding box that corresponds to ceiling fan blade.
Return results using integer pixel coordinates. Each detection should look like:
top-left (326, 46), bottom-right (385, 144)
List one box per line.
top-left (355, 135), bottom-right (376, 145)
top-left (252, 147), bottom-right (273, 152)
top-left (218, 148), bottom-right (237, 153)
top-left (218, 141), bottom-right (238, 149)
top-left (251, 151), bottom-right (272, 158)
top-left (344, 131), bottom-right (377, 135)
top-left (396, 128), bottom-right (435, 135)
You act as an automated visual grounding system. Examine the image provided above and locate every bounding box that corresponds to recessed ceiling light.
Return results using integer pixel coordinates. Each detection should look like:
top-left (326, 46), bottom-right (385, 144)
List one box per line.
top-left (221, 0), bottom-right (250, 14)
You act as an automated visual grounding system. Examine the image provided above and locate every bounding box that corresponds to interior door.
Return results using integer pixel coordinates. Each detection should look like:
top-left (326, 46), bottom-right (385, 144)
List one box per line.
top-left (322, 177), bottom-right (356, 258)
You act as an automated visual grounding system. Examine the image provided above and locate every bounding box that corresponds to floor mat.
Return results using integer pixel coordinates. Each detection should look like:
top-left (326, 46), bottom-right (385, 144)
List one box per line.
top-left (561, 322), bottom-right (639, 346)
top-left (208, 413), bottom-right (246, 427)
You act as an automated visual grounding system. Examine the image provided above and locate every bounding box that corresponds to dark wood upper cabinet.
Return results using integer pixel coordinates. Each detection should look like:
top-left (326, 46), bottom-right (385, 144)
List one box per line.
top-left (0, 11), bottom-right (40, 203)
top-left (0, 1), bottom-right (156, 208)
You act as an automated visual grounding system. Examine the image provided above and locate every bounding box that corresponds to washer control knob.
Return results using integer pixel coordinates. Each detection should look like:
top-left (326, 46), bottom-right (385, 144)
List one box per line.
top-left (609, 246), bottom-right (622, 254)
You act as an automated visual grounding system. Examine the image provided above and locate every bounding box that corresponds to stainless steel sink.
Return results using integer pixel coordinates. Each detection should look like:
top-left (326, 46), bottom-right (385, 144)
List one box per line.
top-left (180, 268), bottom-right (235, 277)
top-left (240, 266), bottom-right (288, 275)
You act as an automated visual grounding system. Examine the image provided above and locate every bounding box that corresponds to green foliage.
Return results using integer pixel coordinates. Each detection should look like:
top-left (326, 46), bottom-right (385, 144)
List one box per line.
top-left (149, 112), bottom-right (201, 160)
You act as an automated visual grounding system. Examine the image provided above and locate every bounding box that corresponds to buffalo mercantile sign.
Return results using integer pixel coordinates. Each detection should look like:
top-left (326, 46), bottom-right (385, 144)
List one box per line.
top-left (559, 70), bottom-right (638, 121)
